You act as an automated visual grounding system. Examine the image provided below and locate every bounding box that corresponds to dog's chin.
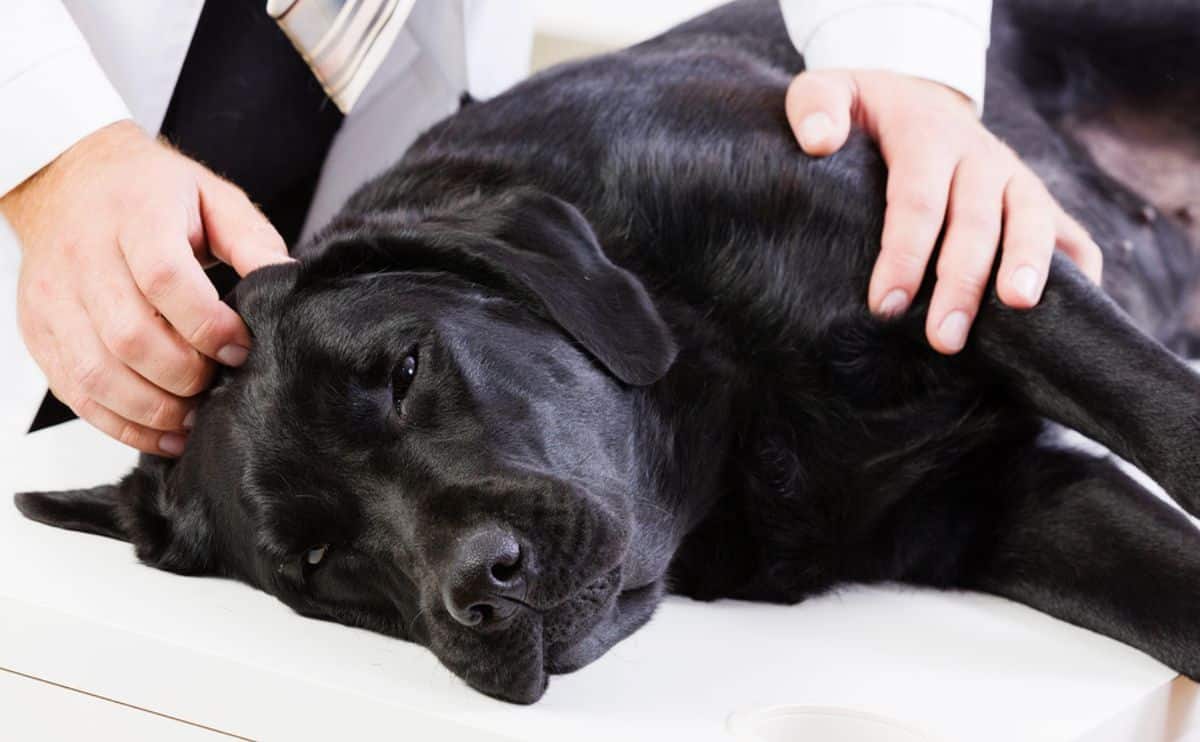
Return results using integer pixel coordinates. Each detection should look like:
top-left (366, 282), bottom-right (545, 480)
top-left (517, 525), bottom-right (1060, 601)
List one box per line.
top-left (544, 577), bottom-right (662, 676)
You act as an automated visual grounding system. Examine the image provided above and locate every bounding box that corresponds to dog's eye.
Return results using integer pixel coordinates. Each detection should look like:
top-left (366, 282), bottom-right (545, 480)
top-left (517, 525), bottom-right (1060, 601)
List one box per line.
top-left (277, 545), bottom-right (330, 586)
top-left (305, 544), bottom-right (328, 567)
top-left (392, 351), bottom-right (418, 413)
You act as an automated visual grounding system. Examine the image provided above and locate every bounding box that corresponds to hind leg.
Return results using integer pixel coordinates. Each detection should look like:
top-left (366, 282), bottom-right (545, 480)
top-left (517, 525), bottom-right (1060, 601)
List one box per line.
top-left (904, 445), bottom-right (1200, 678)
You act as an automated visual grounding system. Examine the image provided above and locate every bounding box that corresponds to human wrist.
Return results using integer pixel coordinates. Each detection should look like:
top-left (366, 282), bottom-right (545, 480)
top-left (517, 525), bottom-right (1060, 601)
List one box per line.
top-left (0, 119), bottom-right (145, 246)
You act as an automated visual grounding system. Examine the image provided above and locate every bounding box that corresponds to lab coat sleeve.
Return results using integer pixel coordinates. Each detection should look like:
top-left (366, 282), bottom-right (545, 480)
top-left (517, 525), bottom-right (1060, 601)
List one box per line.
top-left (778, 0), bottom-right (992, 113)
top-left (0, 1), bottom-right (131, 197)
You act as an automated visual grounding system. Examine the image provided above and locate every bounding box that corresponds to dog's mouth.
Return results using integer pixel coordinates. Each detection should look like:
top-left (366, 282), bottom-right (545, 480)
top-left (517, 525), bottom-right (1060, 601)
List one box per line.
top-left (544, 577), bottom-right (661, 675)
top-left (439, 565), bottom-right (661, 704)
top-left (542, 567), bottom-right (624, 661)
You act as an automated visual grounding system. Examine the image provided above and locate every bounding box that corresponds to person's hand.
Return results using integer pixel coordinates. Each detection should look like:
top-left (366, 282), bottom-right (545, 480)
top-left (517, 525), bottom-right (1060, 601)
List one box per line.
top-left (1, 120), bottom-right (292, 455)
top-left (785, 69), bottom-right (1102, 354)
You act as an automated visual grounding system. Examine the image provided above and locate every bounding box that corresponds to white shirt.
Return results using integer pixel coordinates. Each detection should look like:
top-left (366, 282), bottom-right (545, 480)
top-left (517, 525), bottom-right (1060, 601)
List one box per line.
top-left (780, 0), bottom-right (992, 114)
top-left (0, 0), bottom-right (991, 205)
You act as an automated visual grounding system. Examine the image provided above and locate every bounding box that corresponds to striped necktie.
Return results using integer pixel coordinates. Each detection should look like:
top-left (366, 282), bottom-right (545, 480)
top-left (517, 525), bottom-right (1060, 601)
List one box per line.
top-left (267, 0), bottom-right (417, 113)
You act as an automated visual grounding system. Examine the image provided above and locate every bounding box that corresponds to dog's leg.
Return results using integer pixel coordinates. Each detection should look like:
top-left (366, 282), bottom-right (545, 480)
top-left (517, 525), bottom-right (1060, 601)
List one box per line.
top-left (970, 254), bottom-right (1200, 515)
top-left (898, 446), bottom-right (1200, 679)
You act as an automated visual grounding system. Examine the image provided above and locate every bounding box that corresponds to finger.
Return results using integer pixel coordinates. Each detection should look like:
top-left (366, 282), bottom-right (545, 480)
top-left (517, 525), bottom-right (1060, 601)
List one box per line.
top-left (119, 209), bottom-right (252, 366)
top-left (869, 123), bottom-right (960, 318)
top-left (785, 70), bottom-right (854, 156)
top-left (926, 150), bottom-right (1009, 353)
top-left (48, 299), bottom-right (195, 433)
top-left (196, 170), bottom-right (292, 277)
top-left (1053, 208), bottom-right (1103, 285)
top-left (79, 248), bottom-right (214, 397)
top-left (995, 170), bottom-right (1057, 311)
top-left (61, 386), bottom-right (187, 457)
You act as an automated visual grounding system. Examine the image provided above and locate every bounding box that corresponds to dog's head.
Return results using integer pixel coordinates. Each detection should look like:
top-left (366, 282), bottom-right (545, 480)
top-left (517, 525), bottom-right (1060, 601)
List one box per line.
top-left (16, 189), bottom-right (680, 703)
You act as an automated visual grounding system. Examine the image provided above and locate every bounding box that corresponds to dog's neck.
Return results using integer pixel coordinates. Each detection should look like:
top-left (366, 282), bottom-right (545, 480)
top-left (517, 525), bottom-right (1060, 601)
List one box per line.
top-left (623, 310), bottom-right (742, 590)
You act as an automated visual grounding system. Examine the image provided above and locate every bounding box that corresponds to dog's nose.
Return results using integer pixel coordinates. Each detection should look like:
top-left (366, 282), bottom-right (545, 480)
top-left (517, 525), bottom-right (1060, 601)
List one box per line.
top-left (442, 528), bottom-right (526, 628)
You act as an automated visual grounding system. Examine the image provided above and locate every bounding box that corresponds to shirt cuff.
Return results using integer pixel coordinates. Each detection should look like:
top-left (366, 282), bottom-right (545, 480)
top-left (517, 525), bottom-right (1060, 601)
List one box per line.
top-left (0, 45), bottom-right (130, 196)
top-left (781, 3), bottom-right (990, 114)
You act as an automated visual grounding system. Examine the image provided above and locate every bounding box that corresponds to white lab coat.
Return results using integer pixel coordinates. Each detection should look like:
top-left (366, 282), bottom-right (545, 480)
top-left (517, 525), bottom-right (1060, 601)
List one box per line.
top-left (0, 0), bottom-right (536, 241)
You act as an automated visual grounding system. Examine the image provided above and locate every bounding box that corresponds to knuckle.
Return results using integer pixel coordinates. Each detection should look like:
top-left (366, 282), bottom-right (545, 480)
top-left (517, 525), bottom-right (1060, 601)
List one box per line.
top-left (175, 357), bottom-right (214, 396)
top-left (981, 136), bottom-right (1014, 163)
top-left (183, 311), bottom-right (221, 351)
top-left (105, 318), bottom-right (150, 360)
top-left (880, 243), bottom-right (930, 279)
top-left (140, 259), bottom-right (182, 303)
top-left (938, 269), bottom-right (989, 298)
top-left (161, 353), bottom-right (211, 397)
top-left (207, 172), bottom-right (252, 206)
top-left (1005, 208), bottom-right (1054, 242)
top-left (902, 113), bottom-right (942, 142)
top-left (116, 421), bottom-right (145, 449)
top-left (1021, 245), bottom-right (1056, 268)
top-left (1015, 224), bottom-right (1057, 253)
top-left (949, 206), bottom-right (999, 235)
top-left (60, 239), bottom-right (85, 261)
top-left (69, 394), bottom-right (100, 423)
top-left (71, 357), bottom-right (106, 397)
top-left (895, 188), bottom-right (944, 220)
top-left (144, 395), bottom-right (178, 430)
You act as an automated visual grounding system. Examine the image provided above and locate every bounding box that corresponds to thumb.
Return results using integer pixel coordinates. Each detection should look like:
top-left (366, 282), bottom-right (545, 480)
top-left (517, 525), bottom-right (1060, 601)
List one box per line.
top-left (785, 69), bottom-right (855, 157)
top-left (196, 170), bottom-right (293, 277)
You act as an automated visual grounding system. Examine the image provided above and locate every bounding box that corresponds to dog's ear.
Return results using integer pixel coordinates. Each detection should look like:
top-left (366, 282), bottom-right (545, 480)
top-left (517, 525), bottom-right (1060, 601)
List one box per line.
top-left (14, 458), bottom-right (214, 575)
top-left (464, 190), bottom-right (677, 385)
top-left (226, 260), bottom-right (300, 339)
top-left (312, 189), bottom-right (678, 385)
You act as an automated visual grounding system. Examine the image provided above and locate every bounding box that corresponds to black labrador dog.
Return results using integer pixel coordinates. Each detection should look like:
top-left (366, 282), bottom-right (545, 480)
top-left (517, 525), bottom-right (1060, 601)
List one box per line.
top-left (17, 0), bottom-right (1200, 704)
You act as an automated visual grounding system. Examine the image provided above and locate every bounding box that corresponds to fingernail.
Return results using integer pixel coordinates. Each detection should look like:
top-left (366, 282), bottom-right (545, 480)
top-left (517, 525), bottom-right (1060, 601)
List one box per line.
top-left (878, 289), bottom-right (910, 318)
top-left (937, 311), bottom-right (970, 352)
top-left (800, 112), bottom-right (833, 151)
top-left (217, 344), bottom-right (249, 366)
top-left (1011, 265), bottom-right (1041, 303)
top-left (182, 410), bottom-right (195, 430)
top-left (159, 433), bottom-right (187, 456)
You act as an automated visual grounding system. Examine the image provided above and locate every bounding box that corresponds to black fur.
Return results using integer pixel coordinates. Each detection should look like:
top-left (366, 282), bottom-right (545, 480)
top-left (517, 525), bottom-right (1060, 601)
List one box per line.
top-left (17, 0), bottom-right (1200, 703)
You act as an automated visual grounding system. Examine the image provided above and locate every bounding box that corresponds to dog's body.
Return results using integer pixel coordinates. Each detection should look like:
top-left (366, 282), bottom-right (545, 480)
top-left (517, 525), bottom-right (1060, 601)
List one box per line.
top-left (18, 0), bottom-right (1200, 703)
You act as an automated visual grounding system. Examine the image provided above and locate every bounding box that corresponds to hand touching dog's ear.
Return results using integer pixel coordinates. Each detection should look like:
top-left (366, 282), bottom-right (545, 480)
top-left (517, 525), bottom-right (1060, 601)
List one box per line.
top-left (226, 261), bottom-right (301, 343)
top-left (3, 121), bottom-right (293, 456)
top-left (15, 456), bottom-right (214, 574)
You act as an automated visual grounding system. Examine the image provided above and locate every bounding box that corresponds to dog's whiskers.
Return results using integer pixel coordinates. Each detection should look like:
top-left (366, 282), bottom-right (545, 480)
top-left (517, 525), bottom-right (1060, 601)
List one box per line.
top-left (407, 605), bottom-right (427, 638)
